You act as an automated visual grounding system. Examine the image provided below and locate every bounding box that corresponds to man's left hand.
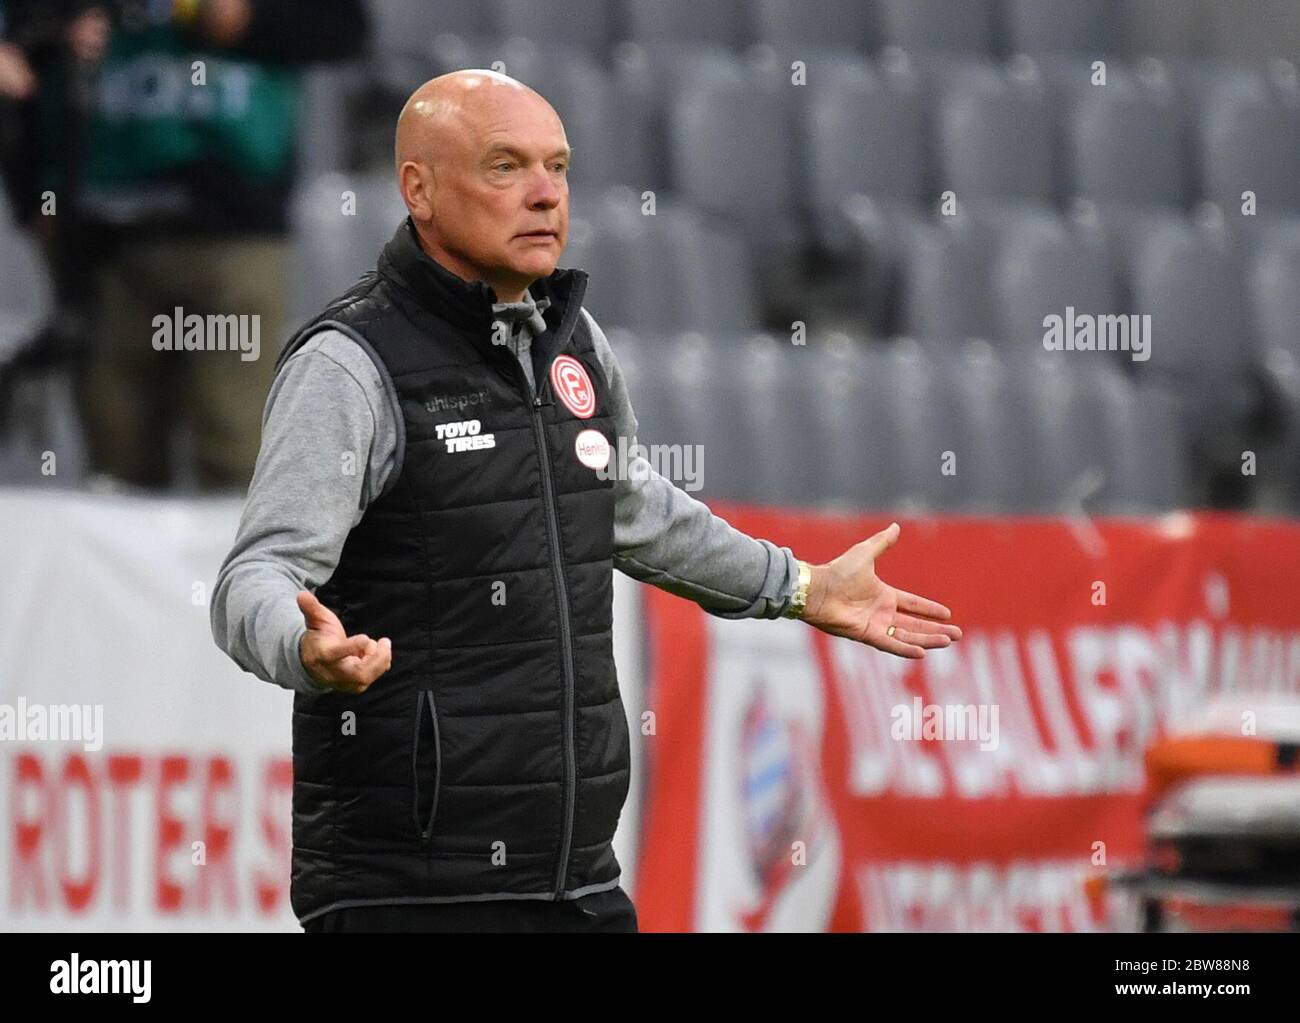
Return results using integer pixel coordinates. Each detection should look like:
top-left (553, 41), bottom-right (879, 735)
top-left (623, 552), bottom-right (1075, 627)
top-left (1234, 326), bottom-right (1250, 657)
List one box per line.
top-left (801, 522), bottom-right (963, 659)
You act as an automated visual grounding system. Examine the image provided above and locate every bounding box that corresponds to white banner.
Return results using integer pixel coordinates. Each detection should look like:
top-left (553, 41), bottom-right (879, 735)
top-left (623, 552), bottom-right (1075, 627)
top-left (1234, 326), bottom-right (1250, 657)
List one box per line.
top-left (0, 489), bottom-right (644, 931)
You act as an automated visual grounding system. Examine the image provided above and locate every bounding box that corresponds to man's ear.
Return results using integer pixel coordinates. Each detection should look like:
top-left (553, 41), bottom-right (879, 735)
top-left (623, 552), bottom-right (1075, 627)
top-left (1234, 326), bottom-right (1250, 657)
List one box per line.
top-left (400, 161), bottom-right (435, 223)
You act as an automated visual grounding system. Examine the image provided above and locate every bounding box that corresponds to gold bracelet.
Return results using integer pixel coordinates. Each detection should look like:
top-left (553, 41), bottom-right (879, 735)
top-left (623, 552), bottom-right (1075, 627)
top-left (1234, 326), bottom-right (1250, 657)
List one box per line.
top-left (782, 560), bottom-right (812, 619)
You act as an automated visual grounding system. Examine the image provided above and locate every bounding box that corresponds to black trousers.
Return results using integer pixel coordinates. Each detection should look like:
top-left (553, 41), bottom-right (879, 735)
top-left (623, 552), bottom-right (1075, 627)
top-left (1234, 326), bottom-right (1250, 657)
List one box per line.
top-left (303, 885), bottom-right (639, 933)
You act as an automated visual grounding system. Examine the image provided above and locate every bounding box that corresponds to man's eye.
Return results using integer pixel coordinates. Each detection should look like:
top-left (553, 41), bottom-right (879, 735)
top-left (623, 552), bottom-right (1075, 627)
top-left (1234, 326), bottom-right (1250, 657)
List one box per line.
top-left (493, 162), bottom-right (515, 172)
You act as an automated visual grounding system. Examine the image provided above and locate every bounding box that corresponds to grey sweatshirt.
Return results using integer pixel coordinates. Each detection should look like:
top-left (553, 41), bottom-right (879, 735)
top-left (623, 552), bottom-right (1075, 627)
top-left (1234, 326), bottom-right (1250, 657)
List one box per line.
top-left (211, 290), bottom-right (800, 695)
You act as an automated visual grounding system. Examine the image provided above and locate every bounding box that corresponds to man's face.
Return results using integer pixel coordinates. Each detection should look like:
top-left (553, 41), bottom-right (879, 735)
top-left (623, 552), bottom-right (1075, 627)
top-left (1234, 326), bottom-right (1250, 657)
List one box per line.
top-left (413, 90), bottom-right (571, 299)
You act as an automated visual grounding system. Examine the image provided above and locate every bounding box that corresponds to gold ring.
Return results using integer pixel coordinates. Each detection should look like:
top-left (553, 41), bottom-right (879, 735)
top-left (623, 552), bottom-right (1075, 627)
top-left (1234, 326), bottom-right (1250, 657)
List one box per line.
top-left (886, 625), bottom-right (896, 637)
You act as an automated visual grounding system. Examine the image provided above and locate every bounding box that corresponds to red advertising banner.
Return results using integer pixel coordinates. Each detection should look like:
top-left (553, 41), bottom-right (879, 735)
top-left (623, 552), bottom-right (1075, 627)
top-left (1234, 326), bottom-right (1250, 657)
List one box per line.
top-left (634, 510), bottom-right (1300, 932)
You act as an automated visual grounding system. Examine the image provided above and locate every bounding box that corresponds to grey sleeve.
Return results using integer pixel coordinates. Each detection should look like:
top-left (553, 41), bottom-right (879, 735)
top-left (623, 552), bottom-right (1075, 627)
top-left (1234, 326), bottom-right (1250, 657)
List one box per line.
top-left (210, 329), bottom-right (400, 695)
top-left (582, 309), bottom-right (800, 619)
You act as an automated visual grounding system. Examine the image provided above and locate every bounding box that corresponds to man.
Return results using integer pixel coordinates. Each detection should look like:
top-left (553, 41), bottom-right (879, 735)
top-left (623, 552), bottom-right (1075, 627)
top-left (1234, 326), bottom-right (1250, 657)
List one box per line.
top-left (10, 0), bottom-right (366, 489)
top-left (211, 69), bottom-right (963, 934)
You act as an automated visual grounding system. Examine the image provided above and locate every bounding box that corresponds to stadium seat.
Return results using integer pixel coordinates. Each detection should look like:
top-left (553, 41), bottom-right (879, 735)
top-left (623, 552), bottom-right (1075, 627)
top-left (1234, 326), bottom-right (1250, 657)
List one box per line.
top-left (1246, 227), bottom-right (1300, 512)
top-left (897, 218), bottom-right (998, 341)
top-left (1127, 385), bottom-right (1194, 511)
top-left (1217, 209), bottom-right (1300, 263)
top-left (614, 330), bottom-right (746, 501)
top-left (562, 194), bottom-right (662, 333)
top-left (1157, 56), bottom-right (1255, 131)
top-left (987, 349), bottom-right (1191, 514)
top-left (668, 59), bottom-right (807, 310)
top-left (367, 0), bottom-right (489, 94)
top-left (656, 209), bottom-right (762, 334)
top-left (296, 64), bottom-right (370, 177)
top-left (289, 171), bottom-right (408, 325)
top-left (1130, 219), bottom-right (1258, 457)
top-left (608, 327), bottom-right (792, 509)
top-left (878, 0), bottom-right (997, 56)
top-left (563, 187), bottom-right (760, 334)
top-left (1029, 54), bottom-right (1098, 113)
top-left (623, 0), bottom-right (749, 49)
top-left (560, 190), bottom-right (636, 328)
top-left (616, 330), bottom-right (894, 509)
top-left (426, 33), bottom-right (593, 85)
top-left (1063, 363), bottom-right (1191, 512)
top-left (897, 204), bottom-right (1054, 342)
top-left (836, 196), bottom-right (931, 335)
top-left (0, 227), bottom-right (54, 365)
top-left (1003, 0), bottom-right (1125, 57)
top-left (1000, 349), bottom-right (1087, 512)
top-left (936, 64), bottom-right (1056, 204)
top-left (685, 332), bottom-right (920, 511)
top-left (611, 42), bottom-right (739, 193)
top-left (606, 327), bottom-right (676, 444)
top-left (730, 336), bottom-right (816, 506)
top-left (994, 213), bottom-right (1117, 353)
top-left (930, 340), bottom-right (1021, 512)
top-left (751, 0), bottom-right (881, 57)
top-left (0, 235), bottom-right (79, 488)
top-left (490, 0), bottom-right (616, 58)
top-left (876, 337), bottom-right (960, 511)
top-left (805, 57), bottom-right (927, 243)
top-left (368, 0), bottom-right (486, 56)
top-left (1079, 201), bottom-right (1184, 305)
top-left (0, 371), bottom-right (88, 487)
top-left (1200, 71), bottom-right (1300, 211)
top-left (799, 335), bottom-right (904, 510)
top-left (1250, 224), bottom-right (1300, 361)
top-left (907, 337), bottom-right (1173, 515)
top-left (1015, 53), bottom-right (1114, 195)
top-left (670, 60), bottom-right (797, 228)
top-left (1070, 73), bottom-right (1188, 207)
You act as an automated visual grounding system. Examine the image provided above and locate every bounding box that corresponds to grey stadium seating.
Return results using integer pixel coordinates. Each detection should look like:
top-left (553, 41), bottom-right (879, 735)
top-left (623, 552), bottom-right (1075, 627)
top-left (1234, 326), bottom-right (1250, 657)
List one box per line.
top-left (878, 0), bottom-right (997, 56)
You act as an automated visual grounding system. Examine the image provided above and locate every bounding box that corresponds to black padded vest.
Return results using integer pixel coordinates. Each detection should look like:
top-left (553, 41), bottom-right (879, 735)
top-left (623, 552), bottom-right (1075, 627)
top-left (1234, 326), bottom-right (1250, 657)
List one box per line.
top-left (278, 218), bottom-right (629, 924)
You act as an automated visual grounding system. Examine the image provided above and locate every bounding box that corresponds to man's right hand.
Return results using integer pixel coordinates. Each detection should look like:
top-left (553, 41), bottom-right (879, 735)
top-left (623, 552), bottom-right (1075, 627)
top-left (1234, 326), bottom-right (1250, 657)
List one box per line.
top-left (297, 590), bottom-right (393, 694)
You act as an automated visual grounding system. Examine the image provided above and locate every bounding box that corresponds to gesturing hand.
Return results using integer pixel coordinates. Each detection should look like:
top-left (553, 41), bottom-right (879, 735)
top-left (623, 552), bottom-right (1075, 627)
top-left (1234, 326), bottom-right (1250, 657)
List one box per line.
top-left (801, 523), bottom-right (963, 659)
top-left (297, 590), bottom-right (393, 693)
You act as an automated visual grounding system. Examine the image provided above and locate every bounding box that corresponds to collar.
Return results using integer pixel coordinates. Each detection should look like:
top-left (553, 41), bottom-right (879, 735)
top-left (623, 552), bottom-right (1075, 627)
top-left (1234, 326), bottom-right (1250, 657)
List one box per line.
top-left (491, 292), bottom-right (552, 343)
top-left (378, 217), bottom-right (586, 345)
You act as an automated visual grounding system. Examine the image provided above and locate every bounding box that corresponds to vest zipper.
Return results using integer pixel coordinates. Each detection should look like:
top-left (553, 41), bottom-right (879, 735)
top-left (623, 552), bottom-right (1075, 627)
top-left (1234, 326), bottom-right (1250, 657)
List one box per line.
top-left (412, 688), bottom-right (442, 845)
top-left (531, 392), bottom-right (578, 900)
top-left (423, 689), bottom-right (442, 843)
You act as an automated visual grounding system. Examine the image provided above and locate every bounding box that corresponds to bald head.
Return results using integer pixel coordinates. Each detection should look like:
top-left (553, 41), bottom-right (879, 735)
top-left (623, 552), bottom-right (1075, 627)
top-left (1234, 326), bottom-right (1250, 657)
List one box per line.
top-left (394, 70), bottom-right (572, 303)
top-left (395, 69), bottom-right (556, 171)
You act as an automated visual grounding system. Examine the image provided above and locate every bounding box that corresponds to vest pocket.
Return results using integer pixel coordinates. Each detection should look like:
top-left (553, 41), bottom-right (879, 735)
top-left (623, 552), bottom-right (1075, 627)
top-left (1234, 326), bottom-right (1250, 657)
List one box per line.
top-left (411, 688), bottom-right (442, 845)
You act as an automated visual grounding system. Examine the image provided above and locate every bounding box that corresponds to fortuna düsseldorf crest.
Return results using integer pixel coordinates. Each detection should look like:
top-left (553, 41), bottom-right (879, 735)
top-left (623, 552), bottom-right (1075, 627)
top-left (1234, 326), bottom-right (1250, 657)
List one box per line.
top-left (549, 354), bottom-right (596, 419)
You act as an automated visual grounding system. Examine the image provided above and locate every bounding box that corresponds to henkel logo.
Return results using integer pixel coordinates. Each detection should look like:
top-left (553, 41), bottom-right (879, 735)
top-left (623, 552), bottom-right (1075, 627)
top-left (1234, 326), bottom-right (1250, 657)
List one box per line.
top-left (550, 354), bottom-right (595, 419)
top-left (574, 429), bottom-right (610, 471)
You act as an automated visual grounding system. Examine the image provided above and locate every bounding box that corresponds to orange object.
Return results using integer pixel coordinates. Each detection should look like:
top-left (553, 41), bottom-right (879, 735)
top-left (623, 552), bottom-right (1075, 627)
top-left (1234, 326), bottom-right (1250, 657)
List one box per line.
top-left (1083, 873), bottom-right (1108, 916)
top-left (1165, 898), bottom-right (1295, 933)
top-left (1144, 736), bottom-right (1295, 803)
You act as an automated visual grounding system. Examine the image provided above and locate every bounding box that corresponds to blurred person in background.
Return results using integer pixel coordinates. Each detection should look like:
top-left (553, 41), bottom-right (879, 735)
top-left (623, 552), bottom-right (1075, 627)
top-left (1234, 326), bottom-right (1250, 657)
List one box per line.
top-left (0, 6), bottom-right (34, 99)
top-left (0, 2), bottom-right (37, 220)
top-left (2, 0), bottom-right (366, 490)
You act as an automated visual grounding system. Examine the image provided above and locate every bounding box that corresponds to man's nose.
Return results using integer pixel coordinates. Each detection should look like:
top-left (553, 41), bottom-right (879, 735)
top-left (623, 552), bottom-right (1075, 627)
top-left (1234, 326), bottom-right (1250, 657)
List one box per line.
top-left (526, 166), bottom-right (563, 209)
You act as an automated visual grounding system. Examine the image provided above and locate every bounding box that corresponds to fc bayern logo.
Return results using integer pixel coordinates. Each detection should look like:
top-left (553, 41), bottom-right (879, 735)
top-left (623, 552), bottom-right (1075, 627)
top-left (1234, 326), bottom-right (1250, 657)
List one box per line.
top-left (550, 354), bottom-right (596, 419)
